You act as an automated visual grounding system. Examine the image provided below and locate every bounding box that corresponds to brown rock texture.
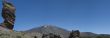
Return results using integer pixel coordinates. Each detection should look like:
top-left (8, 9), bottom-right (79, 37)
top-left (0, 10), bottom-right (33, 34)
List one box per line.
top-left (0, 0), bottom-right (16, 30)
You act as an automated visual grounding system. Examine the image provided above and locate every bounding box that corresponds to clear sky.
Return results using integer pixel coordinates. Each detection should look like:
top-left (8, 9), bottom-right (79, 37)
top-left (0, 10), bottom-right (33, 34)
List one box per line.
top-left (0, 0), bottom-right (110, 34)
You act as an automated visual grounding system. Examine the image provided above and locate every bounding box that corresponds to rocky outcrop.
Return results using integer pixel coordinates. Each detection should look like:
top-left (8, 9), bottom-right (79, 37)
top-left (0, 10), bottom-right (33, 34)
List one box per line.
top-left (69, 30), bottom-right (80, 38)
top-left (0, 0), bottom-right (16, 31)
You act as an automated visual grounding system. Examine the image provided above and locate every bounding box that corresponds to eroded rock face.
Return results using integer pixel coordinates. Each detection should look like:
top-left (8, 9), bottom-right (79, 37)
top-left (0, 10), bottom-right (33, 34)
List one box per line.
top-left (0, 0), bottom-right (16, 31)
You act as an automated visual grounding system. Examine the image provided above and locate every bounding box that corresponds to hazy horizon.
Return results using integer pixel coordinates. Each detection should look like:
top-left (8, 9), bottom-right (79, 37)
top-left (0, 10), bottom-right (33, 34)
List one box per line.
top-left (0, 0), bottom-right (110, 34)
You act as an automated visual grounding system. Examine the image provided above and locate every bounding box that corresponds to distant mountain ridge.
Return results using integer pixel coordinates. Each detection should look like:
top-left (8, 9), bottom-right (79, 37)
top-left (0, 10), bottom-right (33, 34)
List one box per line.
top-left (25, 25), bottom-right (110, 38)
top-left (80, 32), bottom-right (97, 36)
top-left (26, 25), bottom-right (70, 38)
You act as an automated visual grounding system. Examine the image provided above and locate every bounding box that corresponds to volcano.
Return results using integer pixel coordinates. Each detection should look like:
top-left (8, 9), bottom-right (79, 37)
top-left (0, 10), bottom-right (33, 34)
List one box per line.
top-left (26, 25), bottom-right (70, 38)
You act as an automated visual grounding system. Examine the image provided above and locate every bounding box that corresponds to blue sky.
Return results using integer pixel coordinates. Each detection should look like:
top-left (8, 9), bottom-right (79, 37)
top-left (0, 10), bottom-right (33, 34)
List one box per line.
top-left (0, 0), bottom-right (110, 34)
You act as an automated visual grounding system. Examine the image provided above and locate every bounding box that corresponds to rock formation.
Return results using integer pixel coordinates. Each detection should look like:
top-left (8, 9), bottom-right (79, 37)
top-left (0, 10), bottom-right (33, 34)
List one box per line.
top-left (0, 0), bottom-right (16, 31)
top-left (69, 30), bottom-right (80, 38)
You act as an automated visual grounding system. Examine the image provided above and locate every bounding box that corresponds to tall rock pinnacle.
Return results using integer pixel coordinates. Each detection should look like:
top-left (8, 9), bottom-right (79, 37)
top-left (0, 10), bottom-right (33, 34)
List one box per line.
top-left (0, 0), bottom-right (16, 31)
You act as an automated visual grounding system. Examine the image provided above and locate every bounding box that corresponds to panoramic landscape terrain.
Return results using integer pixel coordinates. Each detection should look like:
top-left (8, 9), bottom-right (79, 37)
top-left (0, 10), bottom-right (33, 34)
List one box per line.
top-left (0, 25), bottom-right (110, 38)
top-left (0, 0), bottom-right (110, 38)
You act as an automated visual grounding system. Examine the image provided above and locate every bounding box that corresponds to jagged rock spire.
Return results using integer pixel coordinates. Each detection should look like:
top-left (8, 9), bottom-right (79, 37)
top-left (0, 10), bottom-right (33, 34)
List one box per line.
top-left (0, 0), bottom-right (16, 31)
